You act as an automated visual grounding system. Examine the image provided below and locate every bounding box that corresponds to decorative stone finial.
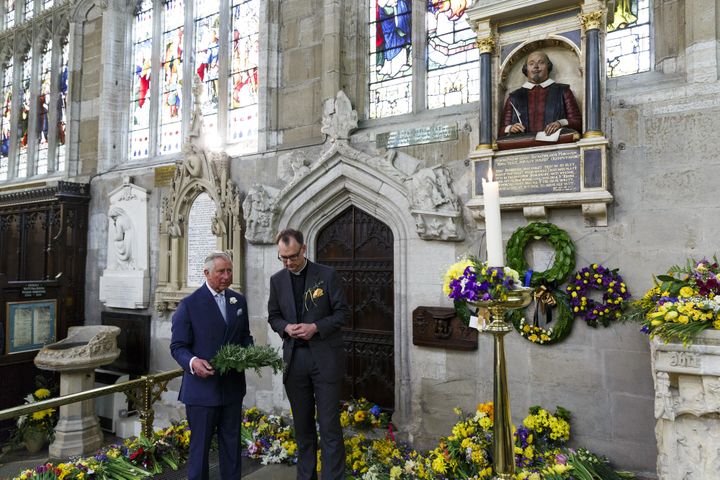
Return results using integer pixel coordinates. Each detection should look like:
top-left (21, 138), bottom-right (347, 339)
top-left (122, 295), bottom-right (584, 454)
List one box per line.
top-left (321, 91), bottom-right (358, 141)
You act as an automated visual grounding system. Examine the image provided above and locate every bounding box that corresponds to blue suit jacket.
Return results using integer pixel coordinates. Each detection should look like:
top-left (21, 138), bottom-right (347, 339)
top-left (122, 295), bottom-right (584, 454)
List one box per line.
top-left (170, 284), bottom-right (253, 406)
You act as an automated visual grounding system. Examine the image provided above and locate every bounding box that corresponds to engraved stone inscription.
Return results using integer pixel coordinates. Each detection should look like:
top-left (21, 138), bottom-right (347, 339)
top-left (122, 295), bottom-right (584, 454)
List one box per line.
top-left (478, 149), bottom-right (580, 196)
top-left (376, 123), bottom-right (458, 149)
top-left (186, 193), bottom-right (217, 286)
top-left (669, 351), bottom-right (700, 369)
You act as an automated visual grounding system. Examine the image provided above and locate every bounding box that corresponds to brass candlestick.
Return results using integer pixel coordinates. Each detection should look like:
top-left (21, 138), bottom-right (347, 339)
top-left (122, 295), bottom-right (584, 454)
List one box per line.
top-left (473, 288), bottom-right (532, 480)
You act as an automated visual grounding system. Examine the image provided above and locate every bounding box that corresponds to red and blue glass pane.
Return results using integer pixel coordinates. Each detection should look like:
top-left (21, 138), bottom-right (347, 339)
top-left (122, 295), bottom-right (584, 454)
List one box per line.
top-left (426, 0), bottom-right (478, 109)
top-left (159, 0), bottom-right (184, 155)
top-left (228, 0), bottom-right (258, 152)
top-left (56, 40), bottom-right (68, 172)
top-left (369, 0), bottom-right (412, 118)
top-left (37, 43), bottom-right (52, 175)
top-left (129, 0), bottom-right (153, 159)
top-left (16, 53), bottom-right (31, 178)
top-left (0, 60), bottom-right (11, 180)
top-left (195, 0), bottom-right (220, 131)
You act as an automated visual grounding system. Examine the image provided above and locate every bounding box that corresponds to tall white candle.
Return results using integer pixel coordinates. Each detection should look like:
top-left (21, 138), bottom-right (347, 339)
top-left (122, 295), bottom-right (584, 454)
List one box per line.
top-left (482, 171), bottom-right (504, 267)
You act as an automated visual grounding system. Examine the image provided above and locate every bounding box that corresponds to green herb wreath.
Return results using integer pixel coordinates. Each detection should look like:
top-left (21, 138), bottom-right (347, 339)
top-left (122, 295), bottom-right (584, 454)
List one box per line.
top-left (211, 344), bottom-right (284, 376)
top-left (508, 290), bottom-right (575, 345)
top-left (506, 222), bottom-right (576, 287)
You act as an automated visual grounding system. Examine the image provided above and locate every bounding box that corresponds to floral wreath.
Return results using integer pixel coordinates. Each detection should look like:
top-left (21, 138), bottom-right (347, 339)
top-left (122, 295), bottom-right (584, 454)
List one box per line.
top-left (508, 290), bottom-right (575, 345)
top-left (505, 222), bottom-right (576, 344)
top-left (506, 222), bottom-right (576, 287)
top-left (566, 264), bottom-right (631, 327)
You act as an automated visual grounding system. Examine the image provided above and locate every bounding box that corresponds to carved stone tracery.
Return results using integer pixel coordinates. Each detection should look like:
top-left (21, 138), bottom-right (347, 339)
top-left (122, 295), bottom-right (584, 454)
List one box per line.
top-left (155, 76), bottom-right (243, 312)
top-left (243, 90), bottom-right (464, 243)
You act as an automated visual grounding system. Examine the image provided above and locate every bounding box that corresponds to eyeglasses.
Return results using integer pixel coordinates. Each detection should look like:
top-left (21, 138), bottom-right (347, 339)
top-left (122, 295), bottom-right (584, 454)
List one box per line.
top-left (277, 249), bottom-right (303, 262)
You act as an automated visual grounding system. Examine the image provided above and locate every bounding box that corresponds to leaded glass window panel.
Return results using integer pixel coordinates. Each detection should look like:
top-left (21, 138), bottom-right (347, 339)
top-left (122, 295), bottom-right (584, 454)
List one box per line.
top-left (129, 0), bottom-right (153, 160)
top-left (369, 0), bottom-right (412, 119)
top-left (0, 59), bottom-right (12, 180)
top-left (606, 0), bottom-right (651, 77)
top-left (5, 0), bottom-right (15, 29)
top-left (227, 0), bottom-right (258, 152)
top-left (37, 42), bottom-right (52, 175)
top-left (128, 0), bottom-right (261, 160)
top-left (55, 40), bottom-right (68, 172)
top-left (194, 0), bottom-right (220, 132)
top-left (23, 0), bottom-right (32, 21)
top-left (159, 0), bottom-right (184, 155)
top-left (426, 1), bottom-right (478, 109)
top-left (16, 53), bottom-right (32, 178)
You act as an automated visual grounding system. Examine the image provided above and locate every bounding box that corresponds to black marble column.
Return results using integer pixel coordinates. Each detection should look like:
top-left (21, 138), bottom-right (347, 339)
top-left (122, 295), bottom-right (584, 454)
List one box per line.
top-left (584, 22), bottom-right (602, 135)
top-left (479, 51), bottom-right (493, 147)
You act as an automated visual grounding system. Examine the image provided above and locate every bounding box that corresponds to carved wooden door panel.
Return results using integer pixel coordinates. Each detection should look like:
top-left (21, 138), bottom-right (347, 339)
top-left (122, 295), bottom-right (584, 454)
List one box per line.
top-left (316, 206), bottom-right (394, 409)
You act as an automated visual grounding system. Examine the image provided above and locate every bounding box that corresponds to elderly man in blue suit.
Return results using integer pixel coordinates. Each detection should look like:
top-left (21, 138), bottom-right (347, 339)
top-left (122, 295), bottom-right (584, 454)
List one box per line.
top-left (171, 251), bottom-right (253, 480)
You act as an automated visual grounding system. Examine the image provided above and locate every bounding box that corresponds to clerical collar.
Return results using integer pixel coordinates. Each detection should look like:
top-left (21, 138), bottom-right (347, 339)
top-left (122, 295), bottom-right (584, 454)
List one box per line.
top-left (522, 78), bottom-right (555, 89)
top-left (289, 259), bottom-right (308, 276)
top-left (205, 283), bottom-right (224, 296)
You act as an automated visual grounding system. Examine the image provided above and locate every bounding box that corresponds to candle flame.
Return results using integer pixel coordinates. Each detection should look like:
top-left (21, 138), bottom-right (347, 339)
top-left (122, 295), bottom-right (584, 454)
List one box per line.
top-left (487, 169), bottom-right (494, 182)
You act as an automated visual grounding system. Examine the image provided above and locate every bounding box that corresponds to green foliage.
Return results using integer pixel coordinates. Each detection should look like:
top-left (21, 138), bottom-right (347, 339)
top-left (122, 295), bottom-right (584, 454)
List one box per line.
top-left (506, 222), bottom-right (576, 287)
top-left (211, 344), bottom-right (284, 376)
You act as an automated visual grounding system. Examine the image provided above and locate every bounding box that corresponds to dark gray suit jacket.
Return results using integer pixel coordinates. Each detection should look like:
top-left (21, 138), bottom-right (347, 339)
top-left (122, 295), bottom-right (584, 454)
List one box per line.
top-left (267, 260), bottom-right (349, 383)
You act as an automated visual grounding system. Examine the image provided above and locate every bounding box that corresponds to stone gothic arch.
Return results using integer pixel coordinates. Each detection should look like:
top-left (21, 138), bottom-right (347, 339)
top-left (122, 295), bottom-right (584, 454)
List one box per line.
top-left (272, 139), bottom-right (416, 426)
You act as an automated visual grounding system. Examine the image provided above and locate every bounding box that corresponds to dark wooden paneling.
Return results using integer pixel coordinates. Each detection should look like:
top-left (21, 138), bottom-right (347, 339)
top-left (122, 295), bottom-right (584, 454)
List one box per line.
top-left (0, 182), bottom-right (89, 414)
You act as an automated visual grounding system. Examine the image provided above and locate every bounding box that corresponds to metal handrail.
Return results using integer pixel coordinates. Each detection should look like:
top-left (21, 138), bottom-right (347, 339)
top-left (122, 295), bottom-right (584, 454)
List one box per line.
top-left (0, 368), bottom-right (184, 438)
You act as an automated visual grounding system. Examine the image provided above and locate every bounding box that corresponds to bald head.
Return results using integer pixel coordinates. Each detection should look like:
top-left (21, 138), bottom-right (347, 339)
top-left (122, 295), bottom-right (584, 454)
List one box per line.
top-left (523, 51), bottom-right (553, 84)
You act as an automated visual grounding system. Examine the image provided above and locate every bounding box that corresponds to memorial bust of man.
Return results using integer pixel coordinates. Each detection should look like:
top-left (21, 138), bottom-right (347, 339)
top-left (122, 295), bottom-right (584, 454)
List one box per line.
top-left (499, 51), bottom-right (582, 141)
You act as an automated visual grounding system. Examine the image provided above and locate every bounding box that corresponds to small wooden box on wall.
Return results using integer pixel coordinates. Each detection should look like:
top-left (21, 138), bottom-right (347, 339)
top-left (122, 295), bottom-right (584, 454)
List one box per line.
top-left (412, 306), bottom-right (478, 351)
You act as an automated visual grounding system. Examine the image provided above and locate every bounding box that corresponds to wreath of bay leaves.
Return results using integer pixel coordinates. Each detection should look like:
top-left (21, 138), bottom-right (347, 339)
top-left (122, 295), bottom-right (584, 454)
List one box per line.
top-left (504, 222), bottom-right (577, 345)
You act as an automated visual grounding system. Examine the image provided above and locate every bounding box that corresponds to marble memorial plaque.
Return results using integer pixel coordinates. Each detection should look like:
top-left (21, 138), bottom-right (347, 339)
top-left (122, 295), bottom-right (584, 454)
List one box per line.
top-left (475, 149), bottom-right (580, 196)
top-left (186, 193), bottom-right (217, 286)
top-left (376, 123), bottom-right (458, 149)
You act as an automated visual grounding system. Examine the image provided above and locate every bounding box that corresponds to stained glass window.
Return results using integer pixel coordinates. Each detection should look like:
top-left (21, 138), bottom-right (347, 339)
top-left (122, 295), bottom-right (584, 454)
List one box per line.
top-left (129, 0), bottom-right (260, 159)
top-left (5, 0), bottom-right (15, 29)
top-left (56, 40), bottom-right (68, 172)
top-left (37, 41), bottom-right (52, 175)
top-left (129, 0), bottom-right (153, 160)
top-left (159, 0), bottom-right (184, 155)
top-left (16, 52), bottom-right (31, 178)
top-left (426, 1), bottom-right (478, 109)
top-left (228, 0), bottom-right (258, 152)
top-left (369, 0), bottom-right (413, 119)
top-left (42, 0), bottom-right (52, 11)
top-left (23, 0), bottom-right (32, 21)
top-left (606, 0), bottom-right (651, 77)
top-left (194, 0), bottom-right (220, 132)
top-left (0, 59), bottom-right (12, 181)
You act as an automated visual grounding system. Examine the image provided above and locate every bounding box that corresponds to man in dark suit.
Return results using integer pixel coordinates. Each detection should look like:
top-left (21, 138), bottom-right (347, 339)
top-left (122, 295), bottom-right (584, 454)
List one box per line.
top-left (170, 251), bottom-right (253, 480)
top-left (268, 229), bottom-right (349, 480)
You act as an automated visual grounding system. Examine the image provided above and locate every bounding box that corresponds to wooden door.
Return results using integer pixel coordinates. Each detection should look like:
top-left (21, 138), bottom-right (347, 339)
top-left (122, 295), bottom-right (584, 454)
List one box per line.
top-left (316, 206), bottom-right (394, 409)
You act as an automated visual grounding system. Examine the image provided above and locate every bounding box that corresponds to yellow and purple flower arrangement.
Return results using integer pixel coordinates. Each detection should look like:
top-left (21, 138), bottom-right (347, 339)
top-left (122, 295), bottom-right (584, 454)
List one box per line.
top-left (626, 257), bottom-right (720, 344)
top-left (14, 400), bottom-right (633, 479)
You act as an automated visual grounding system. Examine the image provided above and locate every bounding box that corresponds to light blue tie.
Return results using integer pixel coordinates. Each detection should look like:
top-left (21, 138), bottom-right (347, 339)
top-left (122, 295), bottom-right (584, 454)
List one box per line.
top-left (215, 293), bottom-right (227, 323)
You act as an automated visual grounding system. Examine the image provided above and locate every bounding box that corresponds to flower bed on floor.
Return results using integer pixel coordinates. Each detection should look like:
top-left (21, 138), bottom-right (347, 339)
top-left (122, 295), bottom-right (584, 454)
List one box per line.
top-left (14, 400), bottom-right (633, 479)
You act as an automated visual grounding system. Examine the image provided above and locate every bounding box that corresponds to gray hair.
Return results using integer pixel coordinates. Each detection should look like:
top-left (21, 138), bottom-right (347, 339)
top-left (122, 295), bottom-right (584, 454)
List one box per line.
top-left (203, 251), bottom-right (233, 272)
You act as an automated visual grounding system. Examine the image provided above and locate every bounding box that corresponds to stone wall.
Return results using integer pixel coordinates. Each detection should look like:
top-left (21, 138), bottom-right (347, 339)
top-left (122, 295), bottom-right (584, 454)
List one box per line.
top-left (71, 1), bottom-right (720, 477)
